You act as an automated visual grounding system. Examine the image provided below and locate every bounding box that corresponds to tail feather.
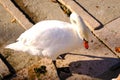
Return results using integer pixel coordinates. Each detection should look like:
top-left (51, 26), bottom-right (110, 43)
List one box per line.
top-left (5, 42), bottom-right (26, 52)
top-left (5, 42), bottom-right (43, 56)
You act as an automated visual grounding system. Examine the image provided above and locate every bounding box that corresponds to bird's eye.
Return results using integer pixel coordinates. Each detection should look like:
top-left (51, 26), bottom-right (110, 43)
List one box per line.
top-left (72, 20), bottom-right (77, 24)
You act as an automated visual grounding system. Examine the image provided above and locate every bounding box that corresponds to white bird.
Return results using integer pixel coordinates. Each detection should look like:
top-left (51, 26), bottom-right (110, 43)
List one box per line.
top-left (6, 12), bottom-right (90, 79)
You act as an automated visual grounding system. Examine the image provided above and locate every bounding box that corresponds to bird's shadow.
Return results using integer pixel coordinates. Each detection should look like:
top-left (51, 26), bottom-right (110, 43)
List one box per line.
top-left (58, 53), bottom-right (120, 80)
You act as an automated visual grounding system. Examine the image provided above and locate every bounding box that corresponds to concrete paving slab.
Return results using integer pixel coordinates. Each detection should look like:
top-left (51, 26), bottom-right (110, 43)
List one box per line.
top-left (10, 32), bottom-right (120, 80)
top-left (67, 74), bottom-right (100, 80)
top-left (76, 0), bottom-right (120, 25)
top-left (13, 0), bottom-right (69, 23)
top-left (0, 3), bottom-right (25, 49)
top-left (0, 0), bottom-right (33, 29)
top-left (11, 68), bottom-right (28, 80)
top-left (0, 59), bottom-right (9, 77)
top-left (0, 48), bottom-right (42, 73)
top-left (55, 33), bottom-right (120, 79)
top-left (12, 58), bottom-right (59, 80)
top-left (97, 64), bottom-right (120, 80)
top-left (93, 17), bottom-right (120, 57)
top-left (58, 0), bottom-right (101, 30)
top-left (0, 3), bottom-right (25, 77)
top-left (0, 0), bottom-right (119, 79)
top-left (0, 3), bottom-right (39, 78)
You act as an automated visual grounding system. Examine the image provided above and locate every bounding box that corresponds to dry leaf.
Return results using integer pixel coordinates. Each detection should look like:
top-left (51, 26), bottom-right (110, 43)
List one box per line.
top-left (115, 47), bottom-right (120, 53)
top-left (11, 18), bottom-right (16, 23)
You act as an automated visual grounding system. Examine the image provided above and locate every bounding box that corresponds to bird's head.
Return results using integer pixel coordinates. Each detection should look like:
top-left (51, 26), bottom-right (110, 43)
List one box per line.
top-left (70, 12), bottom-right (90, 49)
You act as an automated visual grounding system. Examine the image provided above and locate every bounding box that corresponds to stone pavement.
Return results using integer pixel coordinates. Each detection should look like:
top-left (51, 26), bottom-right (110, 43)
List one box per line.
top-left (0, 0), bottom-right (120, 80)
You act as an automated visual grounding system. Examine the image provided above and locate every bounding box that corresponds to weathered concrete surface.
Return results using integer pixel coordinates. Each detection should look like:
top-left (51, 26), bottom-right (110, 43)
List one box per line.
top-left (56, 33), bottom-right (119, 78)
top-left (93, 18), bottom-right (120, 57)
top-left (0, 3), bottom-right (24, 77)
top-left (14, 0), bottom-right (69, 23)
top-left (0, 0), bottom-right (120, 80)
top-left (0, 3), bottom-right (41, 78)
top-left (76, 0), bottom-right (120, 25)
top-left (58, 0), bottom-right (100, 31)
top-left (8, 33), bottom-right (120, 80)
top-left (67, 74), bottom-right (100, 80)
top-left (0, 49), bottom-right (41, 71)
top-left (0, 4), bottom-right (25, 49)
top-left (12, 58), bottom-right (59, 80)
top-left (0, 0), bottom-right (33, 29)
top-left (0, 59), bottom-right (9, 77)
top-left (97, 63), bottom-right (120, 80)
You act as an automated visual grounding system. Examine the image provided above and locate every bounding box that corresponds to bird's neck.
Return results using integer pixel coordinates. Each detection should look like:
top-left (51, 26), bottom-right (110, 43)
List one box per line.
top-left (76, 19), bottom-right (89, 41)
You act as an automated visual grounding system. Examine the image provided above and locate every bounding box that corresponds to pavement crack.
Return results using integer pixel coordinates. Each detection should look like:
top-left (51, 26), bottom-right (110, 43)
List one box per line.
top-left (91, 32), bottom-right (120, 58)
top-left (73, 0), bottom-right (103, 27)
top-left (11, 0), bottom-right (35, 24)
top-left (0, 53), bottom-right (16, 80)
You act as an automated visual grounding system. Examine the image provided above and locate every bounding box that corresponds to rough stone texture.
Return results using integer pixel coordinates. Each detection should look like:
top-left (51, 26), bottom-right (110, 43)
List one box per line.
top-left (0, 0), bottom-right (33, 30)
top-left (9, 32), bottom-right (119, 80)
top-left (76, 0), bottom-right (120, 25)
top-left (0, 4), bottom-right (25, 49)
top-left (13, 0), bottom-right (69, 23)
top-left (12, 58), bottom-right (59, 80)
top-left (58, 0), bottom-right (100, 31)
top-left (0, 3), bottom-right (24, 77)
top-left (0, 59), bottom-right (9, 77)
top-left (0, 0), bottom-right (120, 80)
top-left (97, 66), bottom-right (120, 80)
top-left (67, 74), bottom-right (101, 80)
top-left (0, 3), bottom-right (41, 78)
top-left (93, 18), bottom-right (120, 57)
top-left (56, 33), bottom-right (119, 78)
top-left (0, 49), bottom-right (41, 72)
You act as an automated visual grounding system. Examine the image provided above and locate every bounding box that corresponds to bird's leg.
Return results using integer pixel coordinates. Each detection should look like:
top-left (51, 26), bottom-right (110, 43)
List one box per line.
top-left (57, 53), bottom-right (68, 60)
top-left (52, 60), bottom-right (72, 80)
top-left (52, 60), bottom-right (62, 80)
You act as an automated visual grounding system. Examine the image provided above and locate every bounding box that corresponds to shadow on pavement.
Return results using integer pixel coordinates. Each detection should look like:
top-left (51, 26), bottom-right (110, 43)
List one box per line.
top-left (68, 53), bottom-right (120, 80)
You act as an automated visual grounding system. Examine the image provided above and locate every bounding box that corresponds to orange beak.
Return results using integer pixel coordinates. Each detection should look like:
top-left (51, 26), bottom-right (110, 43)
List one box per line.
top-left (83, 40), bottom-right (89, 49)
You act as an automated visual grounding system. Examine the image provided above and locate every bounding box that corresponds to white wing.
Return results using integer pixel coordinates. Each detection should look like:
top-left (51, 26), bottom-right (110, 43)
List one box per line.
top-left (7, 20), bottom-right (82, 59)
top-left (19, 20), bottom-right (80, 47)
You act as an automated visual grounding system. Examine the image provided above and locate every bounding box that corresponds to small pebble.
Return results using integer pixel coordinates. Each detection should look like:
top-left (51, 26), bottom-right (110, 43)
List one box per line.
top-left (11, 18), bottom-right (16, 23)
top-left (96, 6), bottom-right (99, 8)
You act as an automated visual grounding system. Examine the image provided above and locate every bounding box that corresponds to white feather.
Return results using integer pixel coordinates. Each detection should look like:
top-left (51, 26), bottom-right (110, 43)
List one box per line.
top-left (6, 12), bottom-right (89, 60)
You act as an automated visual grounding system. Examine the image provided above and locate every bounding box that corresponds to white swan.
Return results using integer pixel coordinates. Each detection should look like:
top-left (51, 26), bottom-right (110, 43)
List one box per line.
top-left (6, 12), bottom-right (90, 79)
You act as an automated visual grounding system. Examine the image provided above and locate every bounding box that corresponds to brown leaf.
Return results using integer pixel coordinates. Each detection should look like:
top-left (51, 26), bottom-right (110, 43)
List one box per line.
top-left (115, 47), bottom-right (120, 53)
